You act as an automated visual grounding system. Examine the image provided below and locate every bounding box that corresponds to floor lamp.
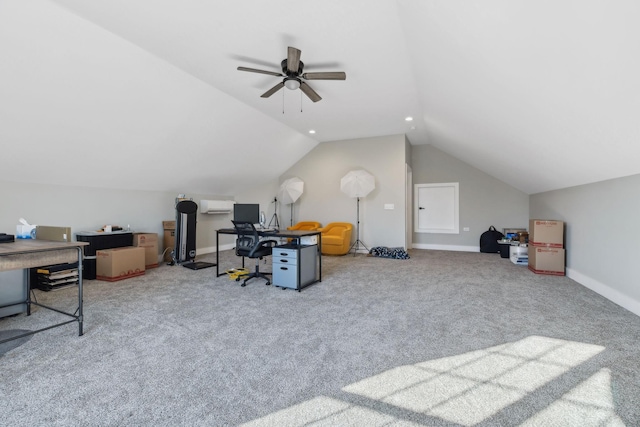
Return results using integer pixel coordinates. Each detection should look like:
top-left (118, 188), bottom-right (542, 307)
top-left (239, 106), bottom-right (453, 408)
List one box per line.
top-left (277, 177), bottom-right (304, 227)
top-left (340, 170), bottom-right (375, 256)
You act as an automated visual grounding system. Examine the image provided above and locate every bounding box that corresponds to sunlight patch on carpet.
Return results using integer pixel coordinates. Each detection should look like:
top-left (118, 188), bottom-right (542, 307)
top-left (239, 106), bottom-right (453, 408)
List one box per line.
top-left (239, 395), bottom-right (418, 427)
top-left (520, 368), bottom-right (625, 426)
top-left (343, 336), bottom-right (606, 426)
top-left (241, 336), bottom-right (619, 426)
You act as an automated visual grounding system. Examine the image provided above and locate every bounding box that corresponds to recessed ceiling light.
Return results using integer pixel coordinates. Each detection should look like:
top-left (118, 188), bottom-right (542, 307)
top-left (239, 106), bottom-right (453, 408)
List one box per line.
top-left (405, 116), bottom-right (413, 122)
top-left (309, 130), bottom-right (316, 134)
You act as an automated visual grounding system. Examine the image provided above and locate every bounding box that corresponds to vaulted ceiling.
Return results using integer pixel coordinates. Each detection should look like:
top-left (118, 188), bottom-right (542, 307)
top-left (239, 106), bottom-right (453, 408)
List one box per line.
top-left (1, 1), bottom-right (638, 195)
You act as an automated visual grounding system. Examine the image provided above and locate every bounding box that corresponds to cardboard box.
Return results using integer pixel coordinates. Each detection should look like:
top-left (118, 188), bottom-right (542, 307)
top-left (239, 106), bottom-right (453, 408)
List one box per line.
top-left (162, 220), bottom-right (175, 262)
top-left (528, 247), bottom-right (565, 276)
top-left (132, 233), bottom-right (159, 269)
top-left (529, 219), bottom-right (564, 247)
top-left (96, 246), bottom-right (145, 282)
top-left (36, 225), bottom-right (72, 242)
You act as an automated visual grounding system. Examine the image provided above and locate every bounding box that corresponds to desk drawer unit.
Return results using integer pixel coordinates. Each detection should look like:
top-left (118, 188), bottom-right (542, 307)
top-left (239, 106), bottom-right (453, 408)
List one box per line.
top-left (272, 245), bottom-right (317, 290)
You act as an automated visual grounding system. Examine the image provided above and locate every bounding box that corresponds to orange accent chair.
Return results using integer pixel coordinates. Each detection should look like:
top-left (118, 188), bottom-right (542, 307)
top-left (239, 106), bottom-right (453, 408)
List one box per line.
top-left (286, 221), bottom-right (321, 244)
top-left (287, 221), bottom-right (322, 231)
top-left (318, 222), bottom-right (353, 255)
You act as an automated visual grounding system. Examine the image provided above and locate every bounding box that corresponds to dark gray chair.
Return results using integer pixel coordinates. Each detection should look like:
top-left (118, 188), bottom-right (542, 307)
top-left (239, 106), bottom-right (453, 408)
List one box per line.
top-left (231, 220), bottom-right (278, 286)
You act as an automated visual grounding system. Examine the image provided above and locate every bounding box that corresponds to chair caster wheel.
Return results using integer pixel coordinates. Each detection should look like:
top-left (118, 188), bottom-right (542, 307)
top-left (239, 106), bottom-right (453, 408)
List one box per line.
top-left (241, 283), bottom-right (246, 287)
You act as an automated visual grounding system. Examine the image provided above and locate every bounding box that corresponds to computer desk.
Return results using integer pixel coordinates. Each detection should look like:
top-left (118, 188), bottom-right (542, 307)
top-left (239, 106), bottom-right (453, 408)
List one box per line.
top-left (215, 228), bottom-right (322, 284)
top-left (0, 239), bottom-right (88, 344)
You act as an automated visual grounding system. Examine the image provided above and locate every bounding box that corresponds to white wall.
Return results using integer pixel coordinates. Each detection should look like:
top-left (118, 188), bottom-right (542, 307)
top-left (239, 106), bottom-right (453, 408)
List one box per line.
top-left (411, 145), bottom-right (529, 251)
top-left (1, 134), bottom-right (406, 261)
top-left (2, 138), bottom-right (536, 263)
top-left (280, 134), bottom-right (407, 250)
top-left (530, 173), bottom-right (640, 316)
top-left (0, 180), bottom-right (236, 259)
top-left (0, 0), bottom-right (317, 196)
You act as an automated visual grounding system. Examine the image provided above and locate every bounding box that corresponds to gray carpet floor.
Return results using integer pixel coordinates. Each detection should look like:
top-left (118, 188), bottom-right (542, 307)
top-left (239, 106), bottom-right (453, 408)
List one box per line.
top-left (1, 249), bottom-right (639, 426)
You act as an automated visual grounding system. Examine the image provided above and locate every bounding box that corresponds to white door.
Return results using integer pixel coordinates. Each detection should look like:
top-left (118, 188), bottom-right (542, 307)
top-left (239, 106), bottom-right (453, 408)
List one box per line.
top-left (415, 183), bottom-right (459, 234)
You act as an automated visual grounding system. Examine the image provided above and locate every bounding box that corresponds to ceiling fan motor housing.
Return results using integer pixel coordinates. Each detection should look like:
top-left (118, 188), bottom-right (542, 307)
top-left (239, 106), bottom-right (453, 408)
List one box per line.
top-left (281, 59), bottom-right (303, 76)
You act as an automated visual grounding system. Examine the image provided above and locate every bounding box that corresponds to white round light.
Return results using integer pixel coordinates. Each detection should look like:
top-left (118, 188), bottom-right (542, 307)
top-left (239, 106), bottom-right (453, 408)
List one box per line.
top-left (284, 78), bottom-right (301, 90)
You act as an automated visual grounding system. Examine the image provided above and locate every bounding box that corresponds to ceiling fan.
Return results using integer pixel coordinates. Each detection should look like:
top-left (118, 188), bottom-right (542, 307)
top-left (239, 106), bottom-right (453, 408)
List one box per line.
top-left (237, 46), bottom-right (346, 103)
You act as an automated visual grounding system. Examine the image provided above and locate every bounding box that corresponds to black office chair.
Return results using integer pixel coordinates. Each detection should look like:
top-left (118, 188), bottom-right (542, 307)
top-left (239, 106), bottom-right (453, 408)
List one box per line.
top-left (231, 220), bottom-right (278, 287)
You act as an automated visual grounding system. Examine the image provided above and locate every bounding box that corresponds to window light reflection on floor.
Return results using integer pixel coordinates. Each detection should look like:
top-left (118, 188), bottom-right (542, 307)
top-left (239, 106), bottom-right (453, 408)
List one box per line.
top-left (241, 336), bottom-right (623, 427)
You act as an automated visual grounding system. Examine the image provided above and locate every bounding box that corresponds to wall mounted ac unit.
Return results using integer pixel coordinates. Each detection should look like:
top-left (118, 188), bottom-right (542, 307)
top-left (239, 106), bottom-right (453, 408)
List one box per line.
top-left (200, 200), bottom-right (234, 214)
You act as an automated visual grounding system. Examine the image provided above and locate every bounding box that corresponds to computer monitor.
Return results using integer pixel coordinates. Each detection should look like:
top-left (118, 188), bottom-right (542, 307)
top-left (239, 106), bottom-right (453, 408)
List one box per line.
top-left (233, 203), bottom-right (260, 224)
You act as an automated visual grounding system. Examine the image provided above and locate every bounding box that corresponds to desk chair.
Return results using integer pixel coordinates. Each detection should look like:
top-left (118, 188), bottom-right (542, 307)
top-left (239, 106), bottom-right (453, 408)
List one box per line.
top-left (231, 220), bottom-right (278, 287)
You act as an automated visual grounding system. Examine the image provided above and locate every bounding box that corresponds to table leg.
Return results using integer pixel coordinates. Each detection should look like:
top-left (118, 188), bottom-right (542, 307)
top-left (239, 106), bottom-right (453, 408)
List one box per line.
top-left (77, 246), bottom-right (84, 336)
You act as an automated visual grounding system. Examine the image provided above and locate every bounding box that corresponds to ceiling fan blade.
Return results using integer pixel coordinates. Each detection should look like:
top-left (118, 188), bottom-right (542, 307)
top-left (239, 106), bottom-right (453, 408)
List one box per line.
top-left (237, 66), bottom-right (283, 77)
top-left (287, 47), bottom-right (301, 74)
top-left (299, 82), bottom-right (322, 103)
top-left (261, 82), bottom-right (285, 98)
top-left (302, 72), bottom-right (346, 80)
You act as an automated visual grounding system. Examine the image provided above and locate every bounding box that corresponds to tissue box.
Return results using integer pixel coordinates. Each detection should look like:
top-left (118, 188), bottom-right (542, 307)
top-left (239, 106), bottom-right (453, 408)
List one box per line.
top-left (16, 224), bottom-right (37, 239)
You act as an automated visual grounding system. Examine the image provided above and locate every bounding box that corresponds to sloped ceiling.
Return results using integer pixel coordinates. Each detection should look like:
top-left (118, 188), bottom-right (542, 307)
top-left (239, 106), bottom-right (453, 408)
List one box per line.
top-left (1, 0), bottom-right (639, 195)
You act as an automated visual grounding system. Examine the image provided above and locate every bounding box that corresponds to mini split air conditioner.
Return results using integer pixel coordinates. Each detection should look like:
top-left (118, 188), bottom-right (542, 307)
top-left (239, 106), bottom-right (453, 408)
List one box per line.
top-left (199, 200), bottom-right (235, 214)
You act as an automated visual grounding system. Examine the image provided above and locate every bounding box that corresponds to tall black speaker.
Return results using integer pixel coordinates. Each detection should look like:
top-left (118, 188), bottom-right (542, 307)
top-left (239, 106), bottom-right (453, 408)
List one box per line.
top-left (174, 200), bottom-right (198, 264)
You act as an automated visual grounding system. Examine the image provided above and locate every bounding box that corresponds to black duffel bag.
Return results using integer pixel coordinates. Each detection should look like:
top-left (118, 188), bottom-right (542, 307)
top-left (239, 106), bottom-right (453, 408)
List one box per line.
top-left (480, 226), bottom-right (504, 253)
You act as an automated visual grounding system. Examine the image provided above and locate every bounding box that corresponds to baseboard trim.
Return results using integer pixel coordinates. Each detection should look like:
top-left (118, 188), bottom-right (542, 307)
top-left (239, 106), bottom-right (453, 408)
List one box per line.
top-left (411, 244), bottom-right (479, 252)
top-left (566, 268), bottom-right (640, 317)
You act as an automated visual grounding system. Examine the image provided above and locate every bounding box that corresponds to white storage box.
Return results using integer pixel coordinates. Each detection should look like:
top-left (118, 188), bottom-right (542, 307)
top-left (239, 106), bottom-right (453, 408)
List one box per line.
top-left (300, 235), bottom-right (318, 245)
top-left (510, 244), bottom-right (528, 265)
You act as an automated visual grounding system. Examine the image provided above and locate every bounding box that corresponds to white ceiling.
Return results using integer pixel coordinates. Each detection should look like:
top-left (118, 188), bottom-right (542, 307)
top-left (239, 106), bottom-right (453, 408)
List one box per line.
top-left (1, 0), bottom-right (639, 195)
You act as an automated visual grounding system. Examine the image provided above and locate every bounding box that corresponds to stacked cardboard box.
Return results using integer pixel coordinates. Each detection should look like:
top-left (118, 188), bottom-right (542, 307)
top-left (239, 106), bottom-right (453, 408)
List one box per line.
top-left (132, 233), bottom-right (159, 269)
top-left (528, 219), bottom-right (565, 276)
top-left (163, 221), bottom-right (175, 262)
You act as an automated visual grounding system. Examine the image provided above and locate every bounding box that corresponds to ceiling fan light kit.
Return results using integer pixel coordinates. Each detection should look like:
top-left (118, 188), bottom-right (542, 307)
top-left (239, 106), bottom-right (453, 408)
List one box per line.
top-left (284, 78), bottom-right (301, 90)
top-left (237, 46), bottom-right (346, 103)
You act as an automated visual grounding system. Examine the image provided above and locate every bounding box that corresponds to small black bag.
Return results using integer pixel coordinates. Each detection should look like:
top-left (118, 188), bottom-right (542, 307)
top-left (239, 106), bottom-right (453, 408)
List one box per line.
top-left (480, 226), bottom-right (504, 253)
